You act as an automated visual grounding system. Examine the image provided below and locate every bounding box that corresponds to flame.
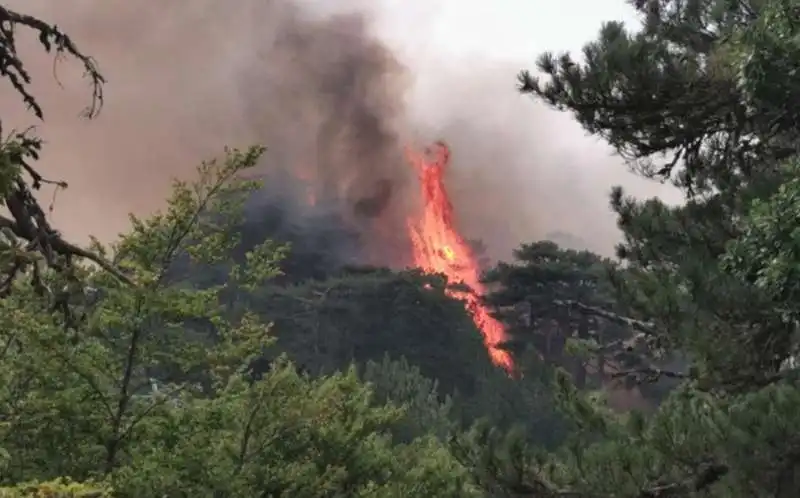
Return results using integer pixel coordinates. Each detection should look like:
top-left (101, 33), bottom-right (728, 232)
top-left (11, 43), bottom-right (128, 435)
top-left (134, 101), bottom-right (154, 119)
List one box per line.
top-left (406, 141), bottom-right (515, 374)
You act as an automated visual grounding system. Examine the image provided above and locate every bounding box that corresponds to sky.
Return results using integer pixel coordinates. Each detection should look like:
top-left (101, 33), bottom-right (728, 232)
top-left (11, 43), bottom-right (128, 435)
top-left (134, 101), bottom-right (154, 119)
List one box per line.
top-left (375, 0), bottom-right (641, 60)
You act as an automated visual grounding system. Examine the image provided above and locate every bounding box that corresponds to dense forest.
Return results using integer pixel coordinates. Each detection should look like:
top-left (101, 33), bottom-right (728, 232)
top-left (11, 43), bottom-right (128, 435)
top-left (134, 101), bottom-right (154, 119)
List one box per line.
top-left (1, 0), bottom-right (799, 496)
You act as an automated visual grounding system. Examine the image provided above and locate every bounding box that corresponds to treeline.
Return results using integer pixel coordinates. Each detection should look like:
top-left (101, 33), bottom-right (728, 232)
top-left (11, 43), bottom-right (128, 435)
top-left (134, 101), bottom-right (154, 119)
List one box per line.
top-left (2, 0), bottom-right (800, 496)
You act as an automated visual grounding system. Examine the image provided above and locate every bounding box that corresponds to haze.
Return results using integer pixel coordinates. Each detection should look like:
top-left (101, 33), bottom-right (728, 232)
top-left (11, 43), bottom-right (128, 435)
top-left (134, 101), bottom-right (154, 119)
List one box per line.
top-left (0, 0), bottom-right (680, 260)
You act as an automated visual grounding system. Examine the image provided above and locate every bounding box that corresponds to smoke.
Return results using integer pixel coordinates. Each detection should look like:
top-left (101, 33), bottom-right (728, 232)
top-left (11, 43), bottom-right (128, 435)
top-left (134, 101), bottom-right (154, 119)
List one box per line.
top-left (0, 0), bottom-right (679, 265)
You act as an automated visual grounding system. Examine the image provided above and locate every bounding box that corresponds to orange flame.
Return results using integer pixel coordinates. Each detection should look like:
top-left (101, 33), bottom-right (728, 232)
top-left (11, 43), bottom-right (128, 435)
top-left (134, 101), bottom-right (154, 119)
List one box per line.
top-left (406, 142), bottom-right (515, 374)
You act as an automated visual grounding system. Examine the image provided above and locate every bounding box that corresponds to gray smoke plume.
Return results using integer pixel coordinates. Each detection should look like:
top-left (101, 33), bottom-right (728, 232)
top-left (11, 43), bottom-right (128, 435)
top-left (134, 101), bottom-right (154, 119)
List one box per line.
top-left (0, 0), bottom-right (679, 267)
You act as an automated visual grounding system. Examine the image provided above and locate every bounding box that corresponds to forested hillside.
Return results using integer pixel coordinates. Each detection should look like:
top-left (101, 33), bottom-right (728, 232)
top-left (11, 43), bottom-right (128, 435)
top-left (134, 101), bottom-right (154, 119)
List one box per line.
top-left (1, 0), bottom-right (799, 496)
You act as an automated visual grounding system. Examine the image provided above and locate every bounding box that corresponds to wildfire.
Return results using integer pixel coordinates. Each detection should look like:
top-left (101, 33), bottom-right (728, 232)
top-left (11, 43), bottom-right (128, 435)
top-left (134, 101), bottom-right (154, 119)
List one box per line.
top-left (406, 141), bottom-right (515, 374)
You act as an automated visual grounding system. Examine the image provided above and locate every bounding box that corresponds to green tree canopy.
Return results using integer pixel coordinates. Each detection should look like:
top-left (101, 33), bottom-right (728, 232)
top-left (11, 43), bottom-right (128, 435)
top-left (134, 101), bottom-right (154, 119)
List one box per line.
top-left (484, 240), bottom-right (670, 398)
top-left (0, 145), bottom-right (480, 497)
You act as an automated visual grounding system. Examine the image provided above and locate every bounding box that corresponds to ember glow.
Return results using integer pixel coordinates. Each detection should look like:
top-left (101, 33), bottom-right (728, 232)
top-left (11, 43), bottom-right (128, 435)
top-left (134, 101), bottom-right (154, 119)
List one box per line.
top-left (406, 142), bottom-right (515, 374)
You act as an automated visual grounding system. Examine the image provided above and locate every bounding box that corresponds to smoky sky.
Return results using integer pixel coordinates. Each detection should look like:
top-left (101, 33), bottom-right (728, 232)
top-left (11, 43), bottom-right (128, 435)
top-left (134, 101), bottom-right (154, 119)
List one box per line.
top-left (0, 0), bottom-right (680, 264)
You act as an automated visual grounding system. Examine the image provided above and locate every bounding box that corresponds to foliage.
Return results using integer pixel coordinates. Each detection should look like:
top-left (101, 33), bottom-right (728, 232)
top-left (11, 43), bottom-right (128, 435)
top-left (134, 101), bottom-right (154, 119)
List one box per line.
top-left (116, 360), bottom-right (476, 498)
top-left (518, 0), bottom-right (782, 194)
top-left (0, 146), bottom-right (480, 497)
top-left (230, 264), bottom-right (568, 449)
top-left (729, 0), bottom-right (800, 125)
top-left (361, 355), bottom-right (457, 442)
top-left (517, 0), bottom-right (800, 393)
top-left (25, 1), bottom-right (800, 497)
top-left (447, 0), bottom-right (800, 496)
top-left (241, 267), bottom-right (492, 391)
top-left (0, 478), bottom-right (111, 498)
top-left (0, 145), bottom-right (278, 481)
top-left (484, 241), bottom-right (651, 391)
top-left (721, 157), bottom-right (800, 380)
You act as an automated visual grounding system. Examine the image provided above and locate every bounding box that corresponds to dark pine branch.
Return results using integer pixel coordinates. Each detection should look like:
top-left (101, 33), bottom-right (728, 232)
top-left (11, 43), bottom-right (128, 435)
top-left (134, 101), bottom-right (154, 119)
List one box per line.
top-left (0, 5), bottom-right (129, 327)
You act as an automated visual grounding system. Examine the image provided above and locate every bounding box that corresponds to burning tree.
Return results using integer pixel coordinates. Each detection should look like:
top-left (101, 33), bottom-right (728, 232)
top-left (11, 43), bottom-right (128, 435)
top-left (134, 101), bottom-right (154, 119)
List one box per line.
top-left (405, 141), bottom-right (515, 374)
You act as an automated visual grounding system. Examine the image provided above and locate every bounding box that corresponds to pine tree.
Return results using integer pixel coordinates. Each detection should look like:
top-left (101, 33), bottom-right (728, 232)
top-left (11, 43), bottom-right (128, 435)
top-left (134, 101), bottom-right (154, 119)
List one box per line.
top-left (484, 241), bottom-right (636, 389)
top-left (451, 0), bottom-right (800, 496)
top-left (519, 0), bottom-right (799, 396)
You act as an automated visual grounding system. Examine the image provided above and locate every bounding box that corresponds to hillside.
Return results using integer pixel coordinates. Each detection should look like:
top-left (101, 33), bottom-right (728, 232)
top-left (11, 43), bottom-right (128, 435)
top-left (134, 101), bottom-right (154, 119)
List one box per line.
top-left (2, 1), bottom-right (800, 497)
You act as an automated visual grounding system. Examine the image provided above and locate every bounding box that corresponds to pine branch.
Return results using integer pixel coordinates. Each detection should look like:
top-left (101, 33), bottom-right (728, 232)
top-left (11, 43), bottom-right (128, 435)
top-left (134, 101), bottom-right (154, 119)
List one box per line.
top-left (453, 422), bottom-right (727, 498)
top-left (639, 461), bottom-right (728, 497)
top-left (552, 300), bottom-right (656, 336)
top-left (610, 366), bottom-right (688, 383)
top-left (485, 461), bottom-right (727, 498)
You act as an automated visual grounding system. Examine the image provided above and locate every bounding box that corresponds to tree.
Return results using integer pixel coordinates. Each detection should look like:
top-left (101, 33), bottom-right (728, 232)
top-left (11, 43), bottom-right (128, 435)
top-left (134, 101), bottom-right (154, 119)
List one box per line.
top-left (0, 479), bottom-right (111, 497)
top-left (0, 147), bottom-right (480, 497)
top-left (116, 360), bottom-right (477, 498)
top-left (0, 5), bottom-right (129, 315)
top-left (232, 264), bottom-right (569, 450)
top-left (0, 145), bottom-right (280, 481)
top-left (0, 5), bottom-right (557, 498)
top-left (360, 355), bottom-right (458, 442)
top-left (516, 3), bottom-right (789, 388)
top-left (519, 0), bottom-right (788, 194)
top-left (515, 0), bottom-right (800, 393)
top-left (239, 267), bottom-right (493, 393)
top-left (485, 242), bottom-right (619, 384)
top-left (483, 240), bottom-right (673, 408)
top-left (446, 0), bottom-right (800, 495)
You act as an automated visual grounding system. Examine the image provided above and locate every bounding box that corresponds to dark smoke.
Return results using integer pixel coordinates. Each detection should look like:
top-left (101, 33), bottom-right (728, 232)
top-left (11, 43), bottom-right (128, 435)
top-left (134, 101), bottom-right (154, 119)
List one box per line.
top-left (231, 1), bottom-right (414, 265)
top-left (352, 179), bottom-right (394, 219)
top-left (0, 0), bottom-right (417, 268)
top-left (0, 0), bottom-right (681, 266)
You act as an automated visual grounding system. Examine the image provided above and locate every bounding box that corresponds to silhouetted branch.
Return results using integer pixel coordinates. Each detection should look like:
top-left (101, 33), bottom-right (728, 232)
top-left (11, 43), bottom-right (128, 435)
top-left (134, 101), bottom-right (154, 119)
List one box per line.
top-left (553, 300), bottom-right (657, 336)
top-left (0, 7), bottom-right (130, 325)
top-left (0, 4), bottom-right (104, 119)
